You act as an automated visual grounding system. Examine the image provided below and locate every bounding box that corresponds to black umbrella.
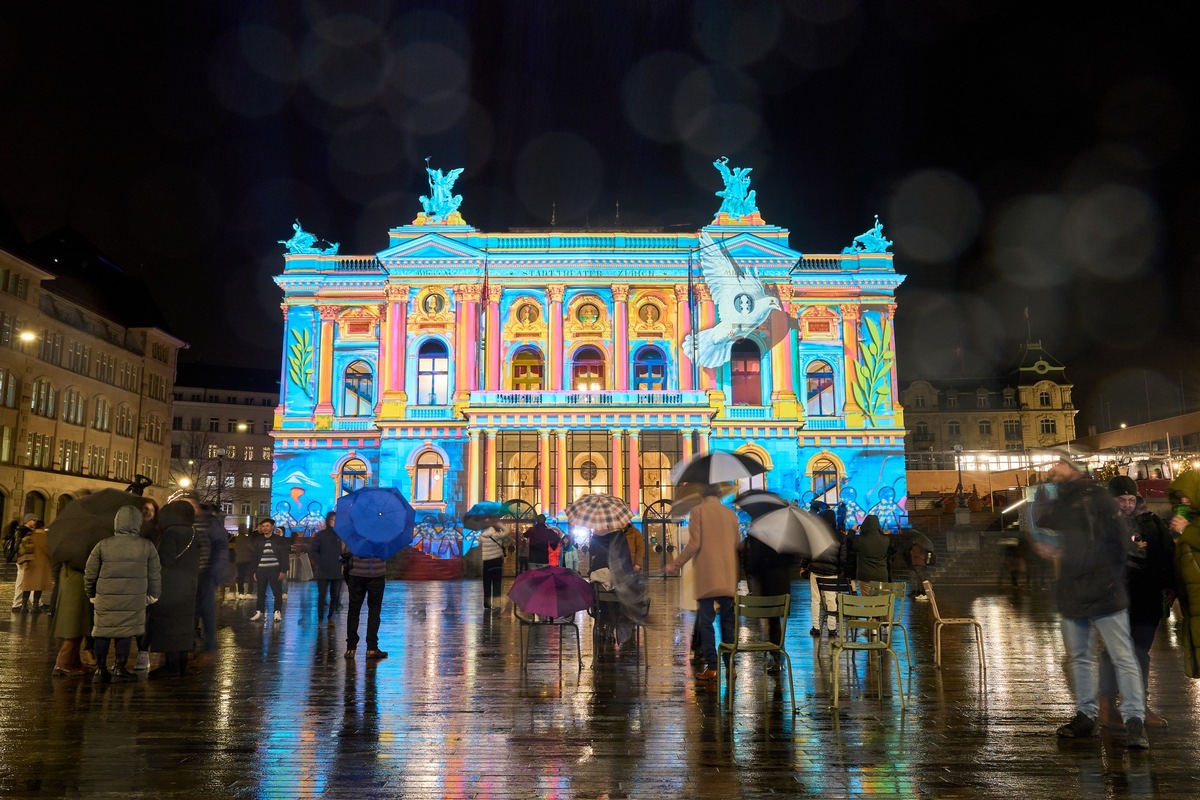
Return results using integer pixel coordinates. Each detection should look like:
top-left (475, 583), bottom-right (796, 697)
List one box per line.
top-left (670, 451), bottom-right (767, 486)
top-left (47, 489), bottom-right (144, 570)
top-left (733, 490), bottom-right (790, 520)
top-left (893, 528), bottom-right (935, 553)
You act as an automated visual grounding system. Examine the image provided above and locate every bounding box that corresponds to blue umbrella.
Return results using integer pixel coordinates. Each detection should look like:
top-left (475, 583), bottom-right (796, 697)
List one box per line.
top-left (334, 487), bottom-right (417, 560)
top-left (463, 500), bottom-right (505, 531)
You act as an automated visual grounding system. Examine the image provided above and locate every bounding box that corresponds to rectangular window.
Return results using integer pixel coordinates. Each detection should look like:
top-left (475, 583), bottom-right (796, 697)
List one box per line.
top-left (259, 474), bottom-right (271, 489)
top-left (209, 418), bottom-right (219, 432)
top-left (261, 446), bottom-right (271, 461)
top-left (243, 446), bottom-right (254, 461)
top-left (242, 474), bottom-right (253, 488)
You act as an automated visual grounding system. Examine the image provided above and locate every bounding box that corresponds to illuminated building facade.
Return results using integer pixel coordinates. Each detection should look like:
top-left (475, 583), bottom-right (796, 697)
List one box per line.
top-left (270, 162), bottom-right (908, 553)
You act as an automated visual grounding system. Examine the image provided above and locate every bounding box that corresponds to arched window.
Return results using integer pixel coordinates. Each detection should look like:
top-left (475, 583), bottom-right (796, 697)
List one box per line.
top-left (342, 360), bottom-right (374, 416)
top-left (339, 458), bottom-right (368, 496)
top-left (61, 388), bottom-right (85, 425)
top-left (416, 341), bottom-right (449, 404)
top-left (811, 457), bottom-right (840, 506)
top-left (805, 360), bottom-right (835, 416)
top-left (511, 347), bottom-right (544, 391)
top-left (571, 346), bottom-right (605, 391)
top-left (633, 346), bottom-right (666, 391)
top-left (31, 379), bottom-right (56, 418)
top-left (735, 450), bottom-right (767, 493)
top-left (730, 339), bottom-right (761, 405)
top-left (914, 421), bottom-right (929, 436)
top-left (414, 451), bottom-right (445, 503)
top-left (92, 398), bottom-right (111, 431)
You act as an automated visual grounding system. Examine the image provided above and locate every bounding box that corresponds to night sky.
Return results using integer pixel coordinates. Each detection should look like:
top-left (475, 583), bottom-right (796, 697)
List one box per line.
top-left (2, 1), bottom-right (1196, 435)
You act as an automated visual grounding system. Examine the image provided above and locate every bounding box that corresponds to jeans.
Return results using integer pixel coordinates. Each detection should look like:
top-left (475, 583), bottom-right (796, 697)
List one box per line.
top-left (697, 596), bottom-right (734, 668)
top-left (809, 573), bottom-right (837, 632)
top-left (482, 557), bottom-right (504, 606)
top-left (196, 577), bottom-right (217, 653)
top-left (346, 575), bottom-right (385, 651)
top-left (317, 578), bottom-right (343, 619)
top-left (93, 636), bottom-right (131, 668)
top-left (256, 568), bottom-right (284, 613)
top-left (1099, 616), bottom-right (1160, 699)
top-left (1061, 610), bottom-right (1145, 721)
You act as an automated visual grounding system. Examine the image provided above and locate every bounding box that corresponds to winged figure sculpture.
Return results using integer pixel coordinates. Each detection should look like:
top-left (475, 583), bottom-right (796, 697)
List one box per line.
top-left (683, 232), bottom-right (781, 368)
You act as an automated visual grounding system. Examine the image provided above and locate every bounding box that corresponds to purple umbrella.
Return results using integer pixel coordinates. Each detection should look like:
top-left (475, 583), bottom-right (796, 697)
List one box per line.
top-left (507, 566), bottom-right (595, 617)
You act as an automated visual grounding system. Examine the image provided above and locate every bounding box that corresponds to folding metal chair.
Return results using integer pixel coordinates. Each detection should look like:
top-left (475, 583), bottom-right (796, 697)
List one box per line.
top-left (831, 592), bottom-right (905, 709)
top-left (716, 594), bottom-right (796, 713)
top-left (867, 580), bottom-right (912, 667)
top-left (924, 580), bottom-right (985, 673)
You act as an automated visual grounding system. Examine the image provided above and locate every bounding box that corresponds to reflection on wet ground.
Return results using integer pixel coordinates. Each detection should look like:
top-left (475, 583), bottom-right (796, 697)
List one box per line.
top-left (1, 569), bottom-right (1197, 798)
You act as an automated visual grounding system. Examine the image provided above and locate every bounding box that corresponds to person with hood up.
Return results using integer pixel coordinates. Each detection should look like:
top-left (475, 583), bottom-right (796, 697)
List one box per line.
top-left (1097, 475), bottom-right (1175, 729)
top-left (850, 515), bottom-right (891, 589)
top-left (10, 514), bottom-right (42, 612)
top-left (1167, 470), bottom-right (1200, 683)
top-left (15, 516), bottom-right (52, 613)
top-left (146, 501), bottom-right (200, 678)
top-left (84, 506), bottom-right (162, 683)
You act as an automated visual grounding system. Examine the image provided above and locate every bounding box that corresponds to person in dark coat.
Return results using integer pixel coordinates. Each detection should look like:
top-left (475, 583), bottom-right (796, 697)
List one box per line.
top-left (525, 515), bottom-right (561, 569)
top-left (310, 512), bottom-right (344, 624)
top-left (850, 515), bottom-right (891, 588)
top-left (146, 501), bottom-right (200, 678)
top-left (84, 506), bottom-right (162, 683)
top-left (187, 498), bottom-right (231, 662)
top-left (232, 528), bottom-right (257, 598)
top-left (1098, 475), bottom-right (1176, 729)
top-left (743, 534), bottom-right (795, 673)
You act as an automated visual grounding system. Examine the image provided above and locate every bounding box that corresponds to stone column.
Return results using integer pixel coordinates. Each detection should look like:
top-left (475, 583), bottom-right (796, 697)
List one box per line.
top-left (467, 429), bottom-right (482, 508)
top-left (698, 428), bottom-right (711, 455)
top-left (314, 305), bottom-right (340, 416)
top-left (695, 285), bottom-right (717, 391)
top-left (840, 303), bottom-right (864, 426)
top-left (681, 427), bottom-right (695, 463)
top-left (610, 429), bottom-right (624, 499)
top-left (276, 304), bottom-right (290, 414)
top-left (674, 284), bottom-right (694, 391)
top-left (554, 428), bottom-right (568, 513)
top-left (547, 285), bottom-right (565, 391)
top-left (612, 284), bottom-right (629, 391)
top-left (538, 429), bottom-right (551, 513)
top-left (769, 284), bottom-right (798, 419)
top-left (484, 428), bottom-right (498, 502)
top-left (380, 285), bottom-right (409, 418)
top-left (486, 284), bottom-right (502, 392)
top-left (460, 284), bottom-right (482, 396)
top-left (627, 430), bottom-right (641, 516)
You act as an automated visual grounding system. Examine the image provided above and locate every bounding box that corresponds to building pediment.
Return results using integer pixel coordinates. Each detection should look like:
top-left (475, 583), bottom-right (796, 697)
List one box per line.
top-left (699, 231), bottom-right (803, 264)
top-left (376, 234), bottom-right (486, 263)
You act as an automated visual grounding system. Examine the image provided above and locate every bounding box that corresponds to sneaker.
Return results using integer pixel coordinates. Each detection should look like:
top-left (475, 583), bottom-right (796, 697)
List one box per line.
top-left (826, 628), bottom-right (837, 637)
top-left (1056, 711), bottom-right (1099, 738)
top-left (913, 594), bottom-right (929, 602)
top-left (134, 652), bottom-right (150, 671)
top-left (1125, 717), bottom-right (1149, 749)
top-left (250, 611), bottom-right (264, 621)
top-left (344, 650), bottom-right (355, 659)
top-left (365, 649), bottom-right (388, 659)
top-left (273, 610), bottom-right (282, 623)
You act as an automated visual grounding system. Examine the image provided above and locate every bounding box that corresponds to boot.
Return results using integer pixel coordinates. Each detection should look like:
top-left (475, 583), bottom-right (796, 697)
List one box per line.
top-left (1097, 694), bottom-right (1124, 730)
top-left (112, 661), bottom-right (137, 682)
top-left (92, 665), bottom-right (112, 684)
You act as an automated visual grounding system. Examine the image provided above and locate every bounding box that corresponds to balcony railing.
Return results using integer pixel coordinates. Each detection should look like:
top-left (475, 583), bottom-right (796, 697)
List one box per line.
top-left (469, 390), bottom-right (710, 407)
top-left (332, 418), bottom-right (377, 431)
top-left (406, 406), bottom-right (458, 420)
top-left (804, 417), bottom-right (843, 430)
top-left (725, 406), bottom-right (773, 420)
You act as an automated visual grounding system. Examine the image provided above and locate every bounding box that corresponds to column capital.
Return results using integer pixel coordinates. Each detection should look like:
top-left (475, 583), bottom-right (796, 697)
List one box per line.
top-left (554, 428), bottom-right (568, 437)
top-left (467, 428), bottom-right (480, 440)
top-left (280, 303), bottom-right (289, 321)
top-left (487, 284), bottom-right (503, 305)
top-left (547, 284), bottom-right (566, 303)
top-left (458, 284), bottom-right (482, 304)
top-left (838, 303), bottom-right (861, 320)
top-left (317, 305), bottom-right (342, 321)
top-left (611, 284), bottom-right (629, 302)
top-left (385, 284), bottom-right (411, 302)
top-left (694, 285), bottom-right (712, 303)
top-left (538, 428), bottom-right (552, 437)
top-left (627, 429), bottom-right (641, 440)
top-left (673, 284), bottom-right (689, 302)
top-left (483, 427), bottom-right (499, 438)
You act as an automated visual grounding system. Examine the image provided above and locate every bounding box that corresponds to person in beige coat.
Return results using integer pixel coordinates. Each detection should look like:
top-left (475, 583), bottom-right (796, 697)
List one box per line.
top-left (666, 486), bottom-right (739, 681)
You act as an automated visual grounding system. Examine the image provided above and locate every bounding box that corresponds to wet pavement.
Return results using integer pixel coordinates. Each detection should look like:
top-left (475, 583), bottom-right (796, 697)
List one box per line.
top-left (2, 565), bottom-right (1199, 799)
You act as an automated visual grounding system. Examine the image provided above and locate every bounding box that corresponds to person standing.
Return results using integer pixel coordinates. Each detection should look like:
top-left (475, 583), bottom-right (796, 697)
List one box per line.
top-left (343, 549), bottom-right (388, 660)
top-left (850, 515), bottom-right (891, 590)
top-left (623, 523), bottom-right (646, 573)
top-left (84, 506), bottom-right (161, 683)
top-left (250, 518), bottom-right (288, 623)
top-left (515, 532), bottom-right (530, 575)
top-left (232, 527), bottom-right (256, 599)
top-left (188, 499), bottom-right (230, 665)
top-left (10, 515), bottom-right (40, 612)
top-left (525, 514), bottom-right (560, 570)
top-left (478, 520), bottom-right (508, 611)
top-left (146, 501), bottom-right (200, 679)
top-left (1035, 454), bottom-right (1149, 749)
top-left (1166, 472), bottom-right (1200, 683)
top-left (666, 485), bottom-right (739, 682)
top-left (1097, 476), bottom-right (1175, 728)
top-left (310, 512), bottom-right (344, 625)
top-left (15, 517), bottom-right (52, 612)
top-left (744, 533), bottom-right (795, 673)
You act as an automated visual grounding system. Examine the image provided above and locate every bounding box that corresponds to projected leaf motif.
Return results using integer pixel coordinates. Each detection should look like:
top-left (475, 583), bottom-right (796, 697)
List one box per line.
top-left (287, 328), bottom-right (314, 397)
top-left (850, 315), bottom-right (894, 426)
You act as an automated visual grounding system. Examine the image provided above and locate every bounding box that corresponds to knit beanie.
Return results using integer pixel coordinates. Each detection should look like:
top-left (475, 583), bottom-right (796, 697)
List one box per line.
top-left (114, 505), bottom-right (143, 535)
top-left (23, 513), bottom-right (38, 525)
top-left (1108, 475), bottom-right (1140, 499)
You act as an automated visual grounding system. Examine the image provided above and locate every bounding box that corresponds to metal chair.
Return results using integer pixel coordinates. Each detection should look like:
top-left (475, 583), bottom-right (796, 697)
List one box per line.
top-left (923, 580), bottom-right (985, 673)
top-left (588, 586), bottom-right (649, 670)
top-left (814, 575), bottom-right (853, 635)
top-left (867, 580), bottom-right (912, 667)
top-left (716, 594), bottom-right (796, 713)
top-left (831, 592), bottom-right (905, 709)
top-left (513, 608), bottom-right (582, 672)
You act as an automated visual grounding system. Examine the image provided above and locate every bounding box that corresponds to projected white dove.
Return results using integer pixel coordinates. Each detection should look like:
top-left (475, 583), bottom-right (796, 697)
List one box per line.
top-left (683, 232), bottom-right (781, 368)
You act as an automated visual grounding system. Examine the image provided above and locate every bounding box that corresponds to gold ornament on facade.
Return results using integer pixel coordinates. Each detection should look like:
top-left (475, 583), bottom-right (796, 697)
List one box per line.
top-left (410, 288), bottom-right (453, 328)
top-left (505, 301), bottom-right (547, 340)
top-left (337, 306), bottom-right (381, 339)
top-left (631, 297), bottom-right (672, 339)
top-left (801, 306), bottom-right (840, 340)
top-left (565, 296), bottom-right (607, 339)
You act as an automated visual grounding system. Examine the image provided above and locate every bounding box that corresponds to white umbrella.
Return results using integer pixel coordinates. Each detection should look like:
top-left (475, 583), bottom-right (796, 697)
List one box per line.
top-left (747, 504), bottom-right (837, 557)
top-left (670, 451), bottom-right (767, 485)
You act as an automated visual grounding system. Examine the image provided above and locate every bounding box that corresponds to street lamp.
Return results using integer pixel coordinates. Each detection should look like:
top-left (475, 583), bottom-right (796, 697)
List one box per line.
top-left (216, 448), bottom-right (226, 510)
top-left (953, 444), bottom-right (966, 508)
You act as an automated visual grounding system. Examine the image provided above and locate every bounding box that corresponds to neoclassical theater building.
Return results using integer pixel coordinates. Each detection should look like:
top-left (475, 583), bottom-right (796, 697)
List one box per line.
top-left (270, 161), bottom-right (907, 556)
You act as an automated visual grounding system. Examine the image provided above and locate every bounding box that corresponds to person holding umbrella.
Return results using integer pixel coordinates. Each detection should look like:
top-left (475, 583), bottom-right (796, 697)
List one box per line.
top-left (147, 501), bottom-right (201, 678)
top-left (478, 517), bottom-right (509, 612)
top-left (666, 484), bottom-right (740, 682)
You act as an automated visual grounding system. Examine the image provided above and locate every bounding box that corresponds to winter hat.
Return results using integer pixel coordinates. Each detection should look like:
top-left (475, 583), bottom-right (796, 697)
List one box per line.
top-left (1108, 475), bottom-right (1141, 499)
top-left (114, 505), bottom-right (143, 535)
top-left (22, 513), bottom-right (38, 525)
